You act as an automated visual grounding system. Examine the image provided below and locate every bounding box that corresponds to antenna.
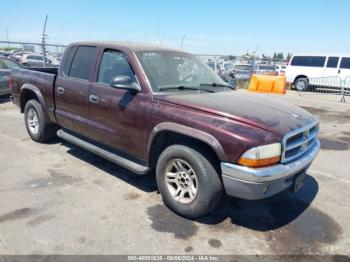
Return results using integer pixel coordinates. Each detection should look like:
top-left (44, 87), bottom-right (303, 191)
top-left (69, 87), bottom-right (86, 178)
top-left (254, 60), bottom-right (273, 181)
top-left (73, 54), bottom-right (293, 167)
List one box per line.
top-left (156, 15), bottom-right (159, 46)
top-left (180, 35), bottom-right (186, 48)
top-left (41, 15), bottom-right (48, 67)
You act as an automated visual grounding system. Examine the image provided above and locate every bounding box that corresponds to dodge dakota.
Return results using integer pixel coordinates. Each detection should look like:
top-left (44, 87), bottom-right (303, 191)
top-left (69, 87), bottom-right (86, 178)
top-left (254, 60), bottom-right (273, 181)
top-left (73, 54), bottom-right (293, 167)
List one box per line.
top-left (10, 41), bottom-right (320, 218)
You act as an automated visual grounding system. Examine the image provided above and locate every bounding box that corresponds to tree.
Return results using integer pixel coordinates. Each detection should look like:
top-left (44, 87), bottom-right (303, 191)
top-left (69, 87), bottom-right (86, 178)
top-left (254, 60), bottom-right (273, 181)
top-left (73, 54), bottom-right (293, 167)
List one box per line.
top-left (273, 52), bottom-right (277, 60)
top-left (277, 52), bottom-right (284, 60)
top-left (227, 55), bottom-right (236, 60)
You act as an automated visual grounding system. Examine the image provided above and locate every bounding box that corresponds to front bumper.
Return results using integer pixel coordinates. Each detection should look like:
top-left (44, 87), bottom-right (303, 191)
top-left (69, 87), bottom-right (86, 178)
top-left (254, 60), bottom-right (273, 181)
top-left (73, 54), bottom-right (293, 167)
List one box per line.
top-left (221, 140), bottom-right (320, 200)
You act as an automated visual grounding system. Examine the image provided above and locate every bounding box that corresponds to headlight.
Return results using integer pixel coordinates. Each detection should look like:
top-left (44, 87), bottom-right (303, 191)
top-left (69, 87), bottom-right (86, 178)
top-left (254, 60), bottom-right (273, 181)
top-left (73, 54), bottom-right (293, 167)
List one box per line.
top-left (237, 143), bottom-right (281, 167)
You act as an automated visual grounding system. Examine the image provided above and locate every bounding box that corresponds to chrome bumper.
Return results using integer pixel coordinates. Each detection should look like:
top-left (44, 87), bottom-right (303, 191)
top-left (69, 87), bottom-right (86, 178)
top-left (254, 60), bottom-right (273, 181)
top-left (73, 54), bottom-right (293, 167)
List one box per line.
top-left (221, 140), bottom-right (320, 200)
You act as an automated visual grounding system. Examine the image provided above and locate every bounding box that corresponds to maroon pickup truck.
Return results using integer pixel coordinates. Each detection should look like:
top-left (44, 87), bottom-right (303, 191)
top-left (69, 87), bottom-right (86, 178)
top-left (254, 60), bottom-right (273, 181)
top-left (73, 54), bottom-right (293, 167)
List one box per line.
top-left (10, 41), bottom-right (320, 218)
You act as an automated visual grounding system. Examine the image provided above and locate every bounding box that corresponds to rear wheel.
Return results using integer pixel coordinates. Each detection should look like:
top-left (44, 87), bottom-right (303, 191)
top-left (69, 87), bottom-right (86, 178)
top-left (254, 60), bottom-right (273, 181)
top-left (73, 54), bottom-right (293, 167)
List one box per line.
top-left (156, 145), bottom-right (223, 219)
top-left (24, 99), bottom-right (56, 142)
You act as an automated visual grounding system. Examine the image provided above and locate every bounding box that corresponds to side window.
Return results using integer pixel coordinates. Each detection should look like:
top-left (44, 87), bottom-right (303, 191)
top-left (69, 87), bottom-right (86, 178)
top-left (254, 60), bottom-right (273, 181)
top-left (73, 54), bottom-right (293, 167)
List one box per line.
top-left (97, 50), bottom-right (135, 85)
top-left (326, 57), bottom-right (339, 68)
top-left (69, 46), bottom-right (97, 80)
top-left (291, 56), bottom-right (326, 67)
top-left (340, 57), bottom-right (350, 69)
top-left (62, 46), bottom-right (77, 76)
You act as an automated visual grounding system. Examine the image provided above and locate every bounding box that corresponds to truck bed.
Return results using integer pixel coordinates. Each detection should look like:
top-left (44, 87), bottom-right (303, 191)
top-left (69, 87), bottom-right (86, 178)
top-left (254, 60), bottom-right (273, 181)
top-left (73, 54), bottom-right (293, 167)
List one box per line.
top-left (11, 67), bottom-right (58, 123)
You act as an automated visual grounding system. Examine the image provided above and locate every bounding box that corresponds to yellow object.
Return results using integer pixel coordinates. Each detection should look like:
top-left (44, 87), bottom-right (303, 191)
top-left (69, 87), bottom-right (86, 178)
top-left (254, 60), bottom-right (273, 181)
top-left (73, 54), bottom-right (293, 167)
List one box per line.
top-left (248, 74), bottom-right (286, 94)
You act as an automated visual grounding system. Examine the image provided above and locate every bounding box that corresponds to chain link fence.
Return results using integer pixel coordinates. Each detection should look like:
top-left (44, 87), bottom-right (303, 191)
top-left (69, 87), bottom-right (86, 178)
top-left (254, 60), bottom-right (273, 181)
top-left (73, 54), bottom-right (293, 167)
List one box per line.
top-left (295, 76), bottom-right (350, 103)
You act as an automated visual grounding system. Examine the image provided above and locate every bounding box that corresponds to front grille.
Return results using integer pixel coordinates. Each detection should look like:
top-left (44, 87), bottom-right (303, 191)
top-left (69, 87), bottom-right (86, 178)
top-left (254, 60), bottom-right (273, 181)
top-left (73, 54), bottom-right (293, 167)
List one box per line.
top-left (281, 121), bottom-right (319, 164)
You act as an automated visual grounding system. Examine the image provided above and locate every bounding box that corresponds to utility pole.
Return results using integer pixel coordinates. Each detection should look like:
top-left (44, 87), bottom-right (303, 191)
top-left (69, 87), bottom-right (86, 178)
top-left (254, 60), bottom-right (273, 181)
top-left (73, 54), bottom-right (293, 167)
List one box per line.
top-left (6, 29), bottom-right (9, 48)
top-left (156, 15), bottom-right (159, 46)
top-left (41, 15), bottom-right (48, 67)
top-left (180, 34), bottom-right (186, 49)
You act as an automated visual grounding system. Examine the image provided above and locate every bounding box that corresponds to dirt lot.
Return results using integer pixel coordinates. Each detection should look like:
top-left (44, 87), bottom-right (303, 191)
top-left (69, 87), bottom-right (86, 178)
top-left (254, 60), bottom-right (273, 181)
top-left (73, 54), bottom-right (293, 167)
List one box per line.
top-left (0, 92), bottom-right (349, 255)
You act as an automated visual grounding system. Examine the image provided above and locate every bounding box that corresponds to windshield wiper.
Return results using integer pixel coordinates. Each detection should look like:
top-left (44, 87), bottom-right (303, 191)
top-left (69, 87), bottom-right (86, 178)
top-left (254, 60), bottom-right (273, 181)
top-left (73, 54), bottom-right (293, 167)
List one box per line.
top-left (200, 82), bottom-right (235, 90)
top-left (158, 85), bottom-right (214, 93)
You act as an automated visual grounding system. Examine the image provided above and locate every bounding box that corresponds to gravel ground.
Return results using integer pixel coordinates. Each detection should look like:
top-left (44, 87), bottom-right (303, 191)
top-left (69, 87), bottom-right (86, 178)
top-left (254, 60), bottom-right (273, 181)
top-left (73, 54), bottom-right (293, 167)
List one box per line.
top-left (0, 92), bottom-right (349, 255)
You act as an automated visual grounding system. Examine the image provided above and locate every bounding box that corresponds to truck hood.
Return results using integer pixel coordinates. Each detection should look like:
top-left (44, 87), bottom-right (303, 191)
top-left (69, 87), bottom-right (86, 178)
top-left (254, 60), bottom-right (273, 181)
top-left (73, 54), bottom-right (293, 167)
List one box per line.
top-left (157, 91), bottom-right (317, 136)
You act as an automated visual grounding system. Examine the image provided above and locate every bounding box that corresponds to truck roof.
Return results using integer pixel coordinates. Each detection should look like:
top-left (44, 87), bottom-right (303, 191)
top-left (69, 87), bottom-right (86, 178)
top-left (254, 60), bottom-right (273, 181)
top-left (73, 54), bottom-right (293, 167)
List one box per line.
top-left (69, 41), bottom-right (184, 53)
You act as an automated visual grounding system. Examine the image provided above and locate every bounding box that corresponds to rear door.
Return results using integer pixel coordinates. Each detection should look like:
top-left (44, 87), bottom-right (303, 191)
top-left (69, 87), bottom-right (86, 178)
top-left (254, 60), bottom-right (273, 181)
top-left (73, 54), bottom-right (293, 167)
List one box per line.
top-left (324, 56), bottom-right (340, 77)
top-left (55, 45), bottom-right (97, 136)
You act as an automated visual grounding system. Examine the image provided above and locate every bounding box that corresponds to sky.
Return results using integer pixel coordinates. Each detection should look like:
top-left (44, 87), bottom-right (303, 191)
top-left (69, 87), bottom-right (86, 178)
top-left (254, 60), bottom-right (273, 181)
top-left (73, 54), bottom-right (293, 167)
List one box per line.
top-left (0, 0), bottom-right (350, 56)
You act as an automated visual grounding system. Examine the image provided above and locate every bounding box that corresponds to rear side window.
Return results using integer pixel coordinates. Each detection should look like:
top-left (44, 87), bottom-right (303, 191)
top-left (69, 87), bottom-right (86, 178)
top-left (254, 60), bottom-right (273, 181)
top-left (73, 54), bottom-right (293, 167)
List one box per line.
top-left (97, 50), bottom-right (135, 85)
top-left (69, 46), bottom-right (97, 80)
top-left (62, 46), bottom-right (77, 76)
top-left (291, 56), bottom-right (326, 67)
top-left (340, 57), bottom-right (350, 69)
top-left (326, 57), bottom-right (339, 68)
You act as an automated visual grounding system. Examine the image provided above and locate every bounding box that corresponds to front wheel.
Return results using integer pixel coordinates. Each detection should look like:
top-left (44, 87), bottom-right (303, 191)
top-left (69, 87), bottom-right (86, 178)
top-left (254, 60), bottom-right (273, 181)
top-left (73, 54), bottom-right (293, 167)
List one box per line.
top-left (295, 78), bottom-right (309, 91)
top-left (156, 145), bottom-right (223, 219)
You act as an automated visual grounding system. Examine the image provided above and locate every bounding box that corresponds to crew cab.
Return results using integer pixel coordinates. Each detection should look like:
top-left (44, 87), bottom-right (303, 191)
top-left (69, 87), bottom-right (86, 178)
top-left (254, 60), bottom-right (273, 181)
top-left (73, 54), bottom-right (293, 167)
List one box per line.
top-left (10, 41), bottom-right (320, 218)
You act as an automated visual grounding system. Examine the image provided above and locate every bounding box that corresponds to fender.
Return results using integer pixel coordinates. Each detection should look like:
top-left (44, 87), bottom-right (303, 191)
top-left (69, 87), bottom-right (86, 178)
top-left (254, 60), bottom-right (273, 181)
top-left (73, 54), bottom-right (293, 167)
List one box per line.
top-left (20, 84), bottom-right (50, 119)
top-left (147, 122), bottom-right (227, 162)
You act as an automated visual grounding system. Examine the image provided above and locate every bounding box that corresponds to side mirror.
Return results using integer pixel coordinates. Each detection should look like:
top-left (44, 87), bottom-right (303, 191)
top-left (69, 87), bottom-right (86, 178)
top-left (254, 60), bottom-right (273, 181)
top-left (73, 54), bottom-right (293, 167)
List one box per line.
top-left (110, 75), bottom-right (141, 93)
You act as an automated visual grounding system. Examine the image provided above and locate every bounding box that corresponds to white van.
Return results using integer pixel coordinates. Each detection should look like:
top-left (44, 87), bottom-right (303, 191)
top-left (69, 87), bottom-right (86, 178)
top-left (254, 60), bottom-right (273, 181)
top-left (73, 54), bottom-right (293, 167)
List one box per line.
top-left (285, 54), bottom-right (350, 90)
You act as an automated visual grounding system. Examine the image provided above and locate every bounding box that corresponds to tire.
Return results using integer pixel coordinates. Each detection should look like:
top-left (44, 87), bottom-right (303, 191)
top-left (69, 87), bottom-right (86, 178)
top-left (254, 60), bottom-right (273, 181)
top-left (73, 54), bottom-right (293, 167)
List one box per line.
top-left (156, 144), bottom-right (223, 219)
top-left (295, 78), bottom-right (309, 91)
top-left (24, 99), bottom-right (56, 142)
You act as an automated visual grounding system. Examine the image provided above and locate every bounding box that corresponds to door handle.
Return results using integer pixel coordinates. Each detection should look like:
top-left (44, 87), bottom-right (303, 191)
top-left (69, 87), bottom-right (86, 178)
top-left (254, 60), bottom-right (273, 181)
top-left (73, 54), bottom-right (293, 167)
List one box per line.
top-left (89, 94), bottom-right (100, 103)
top-left (338, 69), bottom-right (341, 74)
top-left (57, 86), bottom-right (64, 94)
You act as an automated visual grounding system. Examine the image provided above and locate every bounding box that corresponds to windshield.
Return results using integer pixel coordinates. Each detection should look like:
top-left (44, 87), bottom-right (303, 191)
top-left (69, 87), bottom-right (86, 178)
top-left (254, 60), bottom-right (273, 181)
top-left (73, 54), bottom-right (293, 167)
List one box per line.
top-left (136, 50), bottom-right (226, 92)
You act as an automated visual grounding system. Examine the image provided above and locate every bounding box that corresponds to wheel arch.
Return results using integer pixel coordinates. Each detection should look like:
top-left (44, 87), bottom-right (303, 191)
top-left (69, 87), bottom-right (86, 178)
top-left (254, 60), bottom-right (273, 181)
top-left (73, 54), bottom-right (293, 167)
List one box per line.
top-left (147, 122), bottom-right (226, 171)
top-left (20, 84), bottom-right (47, 115)
top-left (294, 75), bottom-right (309, 84)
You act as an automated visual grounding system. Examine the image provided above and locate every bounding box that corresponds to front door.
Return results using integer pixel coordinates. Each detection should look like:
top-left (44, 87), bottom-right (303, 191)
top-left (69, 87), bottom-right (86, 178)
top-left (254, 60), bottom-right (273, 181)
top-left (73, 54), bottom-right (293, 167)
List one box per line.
top-left (87, 49), bottom-right (153, 161)
top-left (55, 46), bottom-right (97, 137)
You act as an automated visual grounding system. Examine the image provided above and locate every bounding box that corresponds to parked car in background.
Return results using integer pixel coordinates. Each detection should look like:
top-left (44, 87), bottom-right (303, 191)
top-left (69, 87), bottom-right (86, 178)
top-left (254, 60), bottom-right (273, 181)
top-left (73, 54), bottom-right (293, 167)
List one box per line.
top-left (10, 52), bottom-right (29, 62)
top-left (255, 64), bottom-right (276, 75)
top-left (223, 62), bottom-right (234, 72)
top-left (232, 64), bottom-right (253, 80)
top-left (0, 57), bottom-right (22, 95)
top-left (275, 64), bottom-right (286, 75)
top-left (207, 61), bottom-right (221, 73)
top-left (20, 53), bottom-right (60, 67)
top-left (285, 53), bottom-right (350, 90)
top-left (10, 41), bottom-right (320, 218)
